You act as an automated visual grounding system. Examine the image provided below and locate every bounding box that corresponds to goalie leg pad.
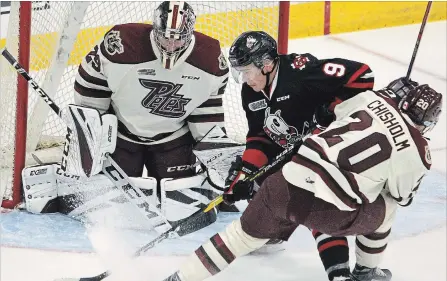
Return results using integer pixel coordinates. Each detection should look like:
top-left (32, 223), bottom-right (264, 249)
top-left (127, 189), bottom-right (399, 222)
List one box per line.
top-left (61, 175), bottom-right (160, 230)
top-left (60, 104), bottom-right (117, 178)
top-left (160, 173), bottom-right (219, 234)
top-left (22, 164), bottom-right (160, 230)
top-left (22, 164), bottom-right (61, 213)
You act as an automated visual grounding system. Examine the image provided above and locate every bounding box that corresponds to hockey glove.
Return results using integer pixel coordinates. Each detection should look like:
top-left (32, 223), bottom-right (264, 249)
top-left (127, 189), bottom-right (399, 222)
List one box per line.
top-left (223, 156), bottom-right (258, 204)
top-left (309, 101), bottom-right (337, 134)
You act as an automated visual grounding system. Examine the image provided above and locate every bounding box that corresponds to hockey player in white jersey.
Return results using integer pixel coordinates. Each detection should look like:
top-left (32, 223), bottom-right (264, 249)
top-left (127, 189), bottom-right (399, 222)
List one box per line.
top-left (160, 78), bottom-right (442, 281)
top-left (70, 1), bottom-right (231, 223)
top-left (74, 1), bottom-right (227, 176)
top-left (21, 1), bottom-right (231, 232)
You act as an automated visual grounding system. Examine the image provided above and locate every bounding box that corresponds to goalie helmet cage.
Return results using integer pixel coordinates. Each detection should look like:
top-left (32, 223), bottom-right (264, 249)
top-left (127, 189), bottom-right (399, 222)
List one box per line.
top-left (0, 1), bottom-right (290, 209)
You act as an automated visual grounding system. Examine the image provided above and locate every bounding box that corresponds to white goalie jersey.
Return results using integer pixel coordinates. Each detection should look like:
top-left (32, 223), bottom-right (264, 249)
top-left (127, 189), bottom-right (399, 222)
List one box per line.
top-left (74, 23), bottom-right (229, 145)
top-left (283, 90), bottom-right (432, 211)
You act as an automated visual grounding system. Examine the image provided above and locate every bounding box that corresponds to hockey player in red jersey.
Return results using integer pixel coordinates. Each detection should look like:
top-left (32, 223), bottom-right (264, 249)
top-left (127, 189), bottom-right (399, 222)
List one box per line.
top-left (161, 77), bottom-right (442, 281)
top-left (224, 31), bottom-right (375, 280)
top-left (223, 31), bottom-right (375, 198)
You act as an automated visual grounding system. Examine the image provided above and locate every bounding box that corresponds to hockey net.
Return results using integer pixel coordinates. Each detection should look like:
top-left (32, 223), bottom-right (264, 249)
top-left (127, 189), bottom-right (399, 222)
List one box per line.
top-left (0, 1), bottom-right (289, 208)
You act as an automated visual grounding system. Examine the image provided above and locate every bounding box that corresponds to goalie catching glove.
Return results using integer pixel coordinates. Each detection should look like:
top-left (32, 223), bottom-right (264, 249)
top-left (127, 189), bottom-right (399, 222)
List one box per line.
top-left (60, 104), bottom-right (117, 178)
top-left (223, 156), bottom-right (258, 204)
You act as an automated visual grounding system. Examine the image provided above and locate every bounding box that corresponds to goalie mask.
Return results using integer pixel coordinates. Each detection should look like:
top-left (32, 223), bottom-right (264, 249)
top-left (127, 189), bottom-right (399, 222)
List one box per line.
top-left (399, 84), bottom-right (443, 135)
top-left (153, 1), bottom-right (196, 69)
top-left (228, 31), bottom-right (278, 84)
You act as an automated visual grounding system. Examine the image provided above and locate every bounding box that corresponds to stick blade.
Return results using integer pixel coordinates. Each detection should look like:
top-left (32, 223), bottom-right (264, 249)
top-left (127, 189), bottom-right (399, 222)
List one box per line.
top-left (53, 271), bottom-right (109, 281)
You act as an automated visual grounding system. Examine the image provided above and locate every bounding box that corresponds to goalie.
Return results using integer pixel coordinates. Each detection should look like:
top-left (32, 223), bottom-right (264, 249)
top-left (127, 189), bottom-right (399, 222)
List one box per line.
top-left (22, 1), bottom-right (231, 232)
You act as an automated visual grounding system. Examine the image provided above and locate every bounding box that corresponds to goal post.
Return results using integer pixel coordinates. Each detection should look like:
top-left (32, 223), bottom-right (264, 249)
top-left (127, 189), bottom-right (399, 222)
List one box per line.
top-left (1, 1), bottom-right (31, 209)
top-left (0, 1), bottom-right (290, 208)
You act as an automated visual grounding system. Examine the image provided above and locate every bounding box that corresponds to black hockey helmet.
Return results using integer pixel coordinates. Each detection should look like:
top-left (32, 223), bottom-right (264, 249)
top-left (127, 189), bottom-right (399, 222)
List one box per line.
top-left (399, 84), bottom-right (443, 134)
top-left (153, 1), bottom-right (196, 69)
top-left (381, 77), bottom-right (419, 102)
top-left (228, 31), bottom-right (278, 69)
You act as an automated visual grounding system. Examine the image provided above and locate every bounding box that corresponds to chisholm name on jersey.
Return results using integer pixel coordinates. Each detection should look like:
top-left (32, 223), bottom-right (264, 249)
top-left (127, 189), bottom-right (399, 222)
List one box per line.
top-left (367, 99), bottom-right (411, 152)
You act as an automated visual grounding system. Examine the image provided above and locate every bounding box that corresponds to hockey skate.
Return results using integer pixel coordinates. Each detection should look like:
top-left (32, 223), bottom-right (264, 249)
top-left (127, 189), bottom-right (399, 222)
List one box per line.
top-left (351, 264), bottom-right (392, 281)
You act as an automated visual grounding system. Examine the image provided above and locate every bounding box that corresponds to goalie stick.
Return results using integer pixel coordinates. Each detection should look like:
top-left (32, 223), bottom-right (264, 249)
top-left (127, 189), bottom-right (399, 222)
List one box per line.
top-left (0, 48), bottom-right (171, 234)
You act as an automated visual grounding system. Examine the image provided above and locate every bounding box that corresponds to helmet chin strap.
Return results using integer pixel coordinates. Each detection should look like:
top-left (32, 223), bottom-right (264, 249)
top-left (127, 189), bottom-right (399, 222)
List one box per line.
top-left (261, 59), bottom-right (278, 95)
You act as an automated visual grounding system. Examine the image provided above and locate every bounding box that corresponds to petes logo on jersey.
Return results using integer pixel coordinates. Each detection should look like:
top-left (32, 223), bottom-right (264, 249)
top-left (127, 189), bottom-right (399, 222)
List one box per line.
top-left (248, 99), bottom-right (267, 111)
top-left (104, 30), bottom-right (124, 56)
top-left (140, 79), bottom-right (191, 118)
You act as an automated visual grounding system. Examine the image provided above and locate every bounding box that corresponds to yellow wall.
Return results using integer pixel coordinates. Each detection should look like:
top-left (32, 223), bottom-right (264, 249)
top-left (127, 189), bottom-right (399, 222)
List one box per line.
top-left (289, 1), bottom-right (447, 38)
top-left (329, 2), bottom-right (447, 35)
top-left (289, 1), bottom-right (326, 39)
top-left (1, 1), bottom-right (446, 70)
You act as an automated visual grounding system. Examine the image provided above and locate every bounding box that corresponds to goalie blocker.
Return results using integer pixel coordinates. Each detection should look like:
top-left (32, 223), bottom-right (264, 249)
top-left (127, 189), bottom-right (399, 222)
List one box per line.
top-left (60, 104), bottom-right (117, 178)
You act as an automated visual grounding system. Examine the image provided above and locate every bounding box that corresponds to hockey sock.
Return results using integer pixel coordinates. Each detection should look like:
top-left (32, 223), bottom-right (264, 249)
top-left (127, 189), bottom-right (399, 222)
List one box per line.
top-left (312, 230), bottom-right (350, 281)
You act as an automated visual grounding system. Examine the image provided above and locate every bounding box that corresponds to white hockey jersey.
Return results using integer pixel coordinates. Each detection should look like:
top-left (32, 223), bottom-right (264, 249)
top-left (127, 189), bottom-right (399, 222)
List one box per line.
top-left (282, 90), bottom-right (432, 211)
top-left (74, 23), bottom-right (229, 145)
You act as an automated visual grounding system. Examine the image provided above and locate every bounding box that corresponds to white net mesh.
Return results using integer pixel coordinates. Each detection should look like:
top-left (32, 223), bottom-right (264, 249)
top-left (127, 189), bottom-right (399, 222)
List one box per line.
top-left (1, 2), bottom-right (22, 203)
top-left (0, 1), bottom-right (283, 204)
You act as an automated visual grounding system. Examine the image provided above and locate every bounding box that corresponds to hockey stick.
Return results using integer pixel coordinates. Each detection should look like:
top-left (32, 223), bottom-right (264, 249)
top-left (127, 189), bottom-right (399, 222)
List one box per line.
top-left (0, 47), bottom-right (171, 234)
top-left (406, 1), bottom-right (432, 80)
top-left (203, 141), bottom-right (301, 212)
